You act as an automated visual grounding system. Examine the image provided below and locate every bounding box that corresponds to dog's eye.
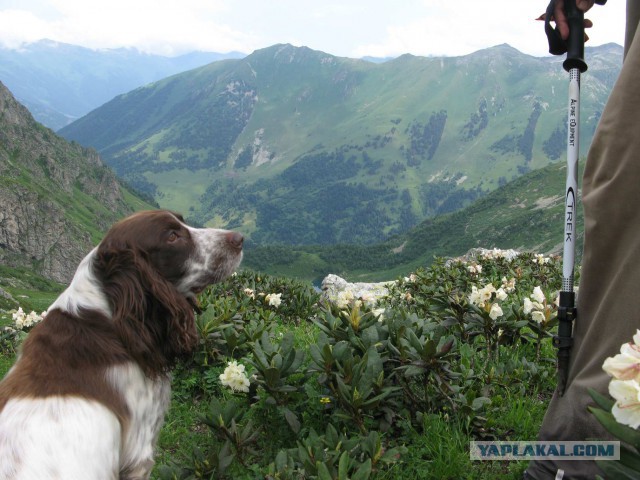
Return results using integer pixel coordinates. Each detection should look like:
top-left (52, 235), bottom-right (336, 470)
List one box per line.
top-left (167, 231), bottom-right (178, 243)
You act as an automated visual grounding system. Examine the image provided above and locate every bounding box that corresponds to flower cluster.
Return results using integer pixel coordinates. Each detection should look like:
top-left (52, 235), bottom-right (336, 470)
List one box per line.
top-left (402, 273), bottom-right (418, 283)
top-left (265, 293), bottom-right (282, 308)
top-left (12, 307), bottom-right (46, 330)
top-left (467, 263), bottom-right (483, 275)
top-left (523, 286), bottom-right (555, 325)
top-left (533, 254), bottom-right (551, 265)
top-left (602, 331), bottom-right (640, 428)
top-left (219, 360), bottom-right (251, 393)
top-left (242, 288), bottom-right (283, 308)
top-left (468, 284), bottom-right (507, 320)
top-left (335, 290), bottom-right (377, 309)
top-left (502, 277), bottom-right (516, 293)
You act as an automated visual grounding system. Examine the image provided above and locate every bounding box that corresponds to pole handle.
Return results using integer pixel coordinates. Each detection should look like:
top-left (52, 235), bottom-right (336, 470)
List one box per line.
top-left (543, 0), bottom-right (588, 72)
top-left (563, 0), bottom-right (588, 72)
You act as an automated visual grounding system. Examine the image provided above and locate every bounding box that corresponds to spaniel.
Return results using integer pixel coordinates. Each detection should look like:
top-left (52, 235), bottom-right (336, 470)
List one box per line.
top-left (0, 210), bottom-right (243, 479)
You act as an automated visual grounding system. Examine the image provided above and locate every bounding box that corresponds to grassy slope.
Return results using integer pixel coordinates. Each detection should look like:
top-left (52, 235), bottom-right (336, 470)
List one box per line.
top-left (243, 160), bottom-right (584, 283)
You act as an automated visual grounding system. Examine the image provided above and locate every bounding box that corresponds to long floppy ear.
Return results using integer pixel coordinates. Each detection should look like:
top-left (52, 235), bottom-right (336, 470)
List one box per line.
top-left (95, 245), bottom-right (198, 377)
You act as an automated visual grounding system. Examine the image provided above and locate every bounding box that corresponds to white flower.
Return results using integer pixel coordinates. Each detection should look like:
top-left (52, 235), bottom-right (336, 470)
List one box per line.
top-left (12, 307), bottom-right (44, 331)
top-left (469, 284), bottom-right (498, 308)
top-left (489, 303), bottom-right (504, 320)
top-left (531, 286), bottom-right (546, 304)
top-left (501, 277), bottom-right (516, 293)
top-left (360, 292), bottom-right (376, 306)
top-left (469, 286), bottom-right (483, 307)
top-left (609, 379), bottom-right (640, 428)
top-left (335, 290), bottom-right (355, 308)
top-left (219, 360), bottom-right (250, 393)
top-left (603, 331), bottom-right (640, 381)
top-left (495, 288), bottom-right (508, 302)
top-left (403, 273), bottom-right (418, 283)
top-left (467, 263), bottom-right (482, 275)
top-left (372, 308), bottom-right (385, 322)
top-left (531, 311), bottom-right (546, 324)
top-left (243, 288), bottom-right (255, 299)
top-left (479, 284), bottom-right (496, 304)
top-left (265, 293), bottom-right (282, 308)
top-left (534, 254), bottom-right (550, 265)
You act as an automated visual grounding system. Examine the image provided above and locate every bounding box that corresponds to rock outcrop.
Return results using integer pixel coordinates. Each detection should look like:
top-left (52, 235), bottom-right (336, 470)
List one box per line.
top-left (321, 274), bottom-right (394, 307)
top-left (0, 81), bottom-right (145, 283)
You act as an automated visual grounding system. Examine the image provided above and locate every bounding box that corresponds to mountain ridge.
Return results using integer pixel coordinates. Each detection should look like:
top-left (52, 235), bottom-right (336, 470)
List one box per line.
top-left (0, 39), bottom-right (246, 130)
top-left (59, 42), bottom-right (621, 246)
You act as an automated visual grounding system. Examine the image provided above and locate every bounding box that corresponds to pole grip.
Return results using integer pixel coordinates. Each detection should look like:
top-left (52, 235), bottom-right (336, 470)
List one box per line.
top-left (563, 0), bottom-right (588, 72)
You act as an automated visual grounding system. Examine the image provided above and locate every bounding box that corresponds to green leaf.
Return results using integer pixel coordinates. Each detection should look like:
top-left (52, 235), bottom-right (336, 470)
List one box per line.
top-left (280, 330), bottom-right (295, 353)
top-left (402, 364), bottom-right (426, 377)
top-left (275, 450), bottom-right (289, 471)
top-left (423, 339), bottom-right (437, 358)
top-left (471, 396), bottom-right (491, 410)
top-left (333, 341), bottom-right (351, 362)
top-left (282, 407), bottom-right (301, 434)
top-left (351, 458), bottom-right (372, 480)
top-left (309, 344), bottom-right (324, 365)
top-left (620, 444), bottom-right (640, 472)
top-left (596, 459), bottom-right (640, 479)
top-left (589, 406), bottom-right (640, 450)
top-left (252, 342), bottom-right (270, 370)
top-left (264, 367), bottom-right (281, 386)
top-left (338, 451), bottom-right (349, 480)
top-left (218, 441), bottom-right (235, 472)
top-left (589, 387), bottom-right (615, 411)
top-left (317, 461), bottom-right (333, 480)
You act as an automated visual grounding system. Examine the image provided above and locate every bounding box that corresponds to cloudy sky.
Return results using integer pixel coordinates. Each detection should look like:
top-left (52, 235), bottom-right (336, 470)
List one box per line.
top-left (0, 0), bottom-right (626, 59)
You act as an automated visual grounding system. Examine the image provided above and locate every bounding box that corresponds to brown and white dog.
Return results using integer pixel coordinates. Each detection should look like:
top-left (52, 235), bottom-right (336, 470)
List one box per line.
top-left (0, 210), bottom-right (243, 479)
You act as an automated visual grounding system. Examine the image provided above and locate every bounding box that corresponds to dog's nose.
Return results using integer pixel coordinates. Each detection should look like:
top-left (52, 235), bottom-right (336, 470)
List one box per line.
top-left (226, 232), bottom-right (244, 250)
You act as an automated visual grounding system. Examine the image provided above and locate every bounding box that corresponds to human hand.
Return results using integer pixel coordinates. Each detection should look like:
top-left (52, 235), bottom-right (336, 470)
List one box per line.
top-left (538, 0), bottom-right (595, 41)
top-left (554, 0), bottom-right (595, 40)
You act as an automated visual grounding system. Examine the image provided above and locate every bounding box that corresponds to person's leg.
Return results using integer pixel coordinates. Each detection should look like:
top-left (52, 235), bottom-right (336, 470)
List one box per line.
top-left (526, 13), bottom-right (640, 480)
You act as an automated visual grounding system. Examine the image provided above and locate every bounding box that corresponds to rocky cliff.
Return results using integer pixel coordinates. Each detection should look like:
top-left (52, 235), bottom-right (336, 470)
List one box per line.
top-left (0, 81), bottom-right (149, 283)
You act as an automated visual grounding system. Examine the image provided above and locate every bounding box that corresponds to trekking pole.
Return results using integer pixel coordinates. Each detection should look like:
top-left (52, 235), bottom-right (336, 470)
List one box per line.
top-left (543, 0), bottom-right (587, 396)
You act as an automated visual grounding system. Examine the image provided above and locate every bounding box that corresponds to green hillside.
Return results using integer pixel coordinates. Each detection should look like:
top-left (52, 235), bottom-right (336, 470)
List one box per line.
top-left (60, 43), bottom-right (620, 246)
top-left (0, 80), bottom-right (156, 286)
top-left (242, 160), bottom-right (584, 283)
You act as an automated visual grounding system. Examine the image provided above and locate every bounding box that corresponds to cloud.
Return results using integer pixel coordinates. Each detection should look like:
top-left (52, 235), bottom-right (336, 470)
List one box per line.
top-left (0, 0), bottom-right (256, 55)
top-left (352, 2), bottom-right (545, 58)
top-left (0, 0), bottom-right (627, 58)
top-left (351, 0), bottom-right (625, 59)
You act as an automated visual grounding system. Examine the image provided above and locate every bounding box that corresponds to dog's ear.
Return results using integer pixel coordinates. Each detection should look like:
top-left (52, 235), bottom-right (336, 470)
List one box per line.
top-left (95, 244), bottom-right (198, 377)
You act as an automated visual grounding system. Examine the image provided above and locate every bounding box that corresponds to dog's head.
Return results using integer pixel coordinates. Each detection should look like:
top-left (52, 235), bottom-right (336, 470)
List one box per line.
top-left (94, 210), bottom-right (243, 375)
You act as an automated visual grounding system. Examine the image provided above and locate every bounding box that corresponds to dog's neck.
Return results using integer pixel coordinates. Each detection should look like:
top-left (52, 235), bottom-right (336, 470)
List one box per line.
top-left (50, 248), bottom-right (112, 318)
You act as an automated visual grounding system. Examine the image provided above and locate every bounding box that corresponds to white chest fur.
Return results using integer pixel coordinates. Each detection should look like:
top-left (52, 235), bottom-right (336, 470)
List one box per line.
top-left (106, 363), bottom-right (172, 478)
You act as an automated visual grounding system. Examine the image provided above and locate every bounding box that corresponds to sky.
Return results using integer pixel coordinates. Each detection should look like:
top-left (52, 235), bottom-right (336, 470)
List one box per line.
top-left (0, 0), bottom-right (627, 59)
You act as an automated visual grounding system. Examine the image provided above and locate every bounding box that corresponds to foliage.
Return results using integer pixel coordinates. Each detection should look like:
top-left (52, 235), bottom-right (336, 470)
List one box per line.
top-left (155, 250), bottom-right (564, 479)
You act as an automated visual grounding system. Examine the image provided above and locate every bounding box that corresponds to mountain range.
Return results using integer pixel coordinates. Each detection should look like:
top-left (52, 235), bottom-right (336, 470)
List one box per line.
top-left (58, 43), bottom-right (622, 246)
top-left (0, 40), bottom-right (245, 130)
